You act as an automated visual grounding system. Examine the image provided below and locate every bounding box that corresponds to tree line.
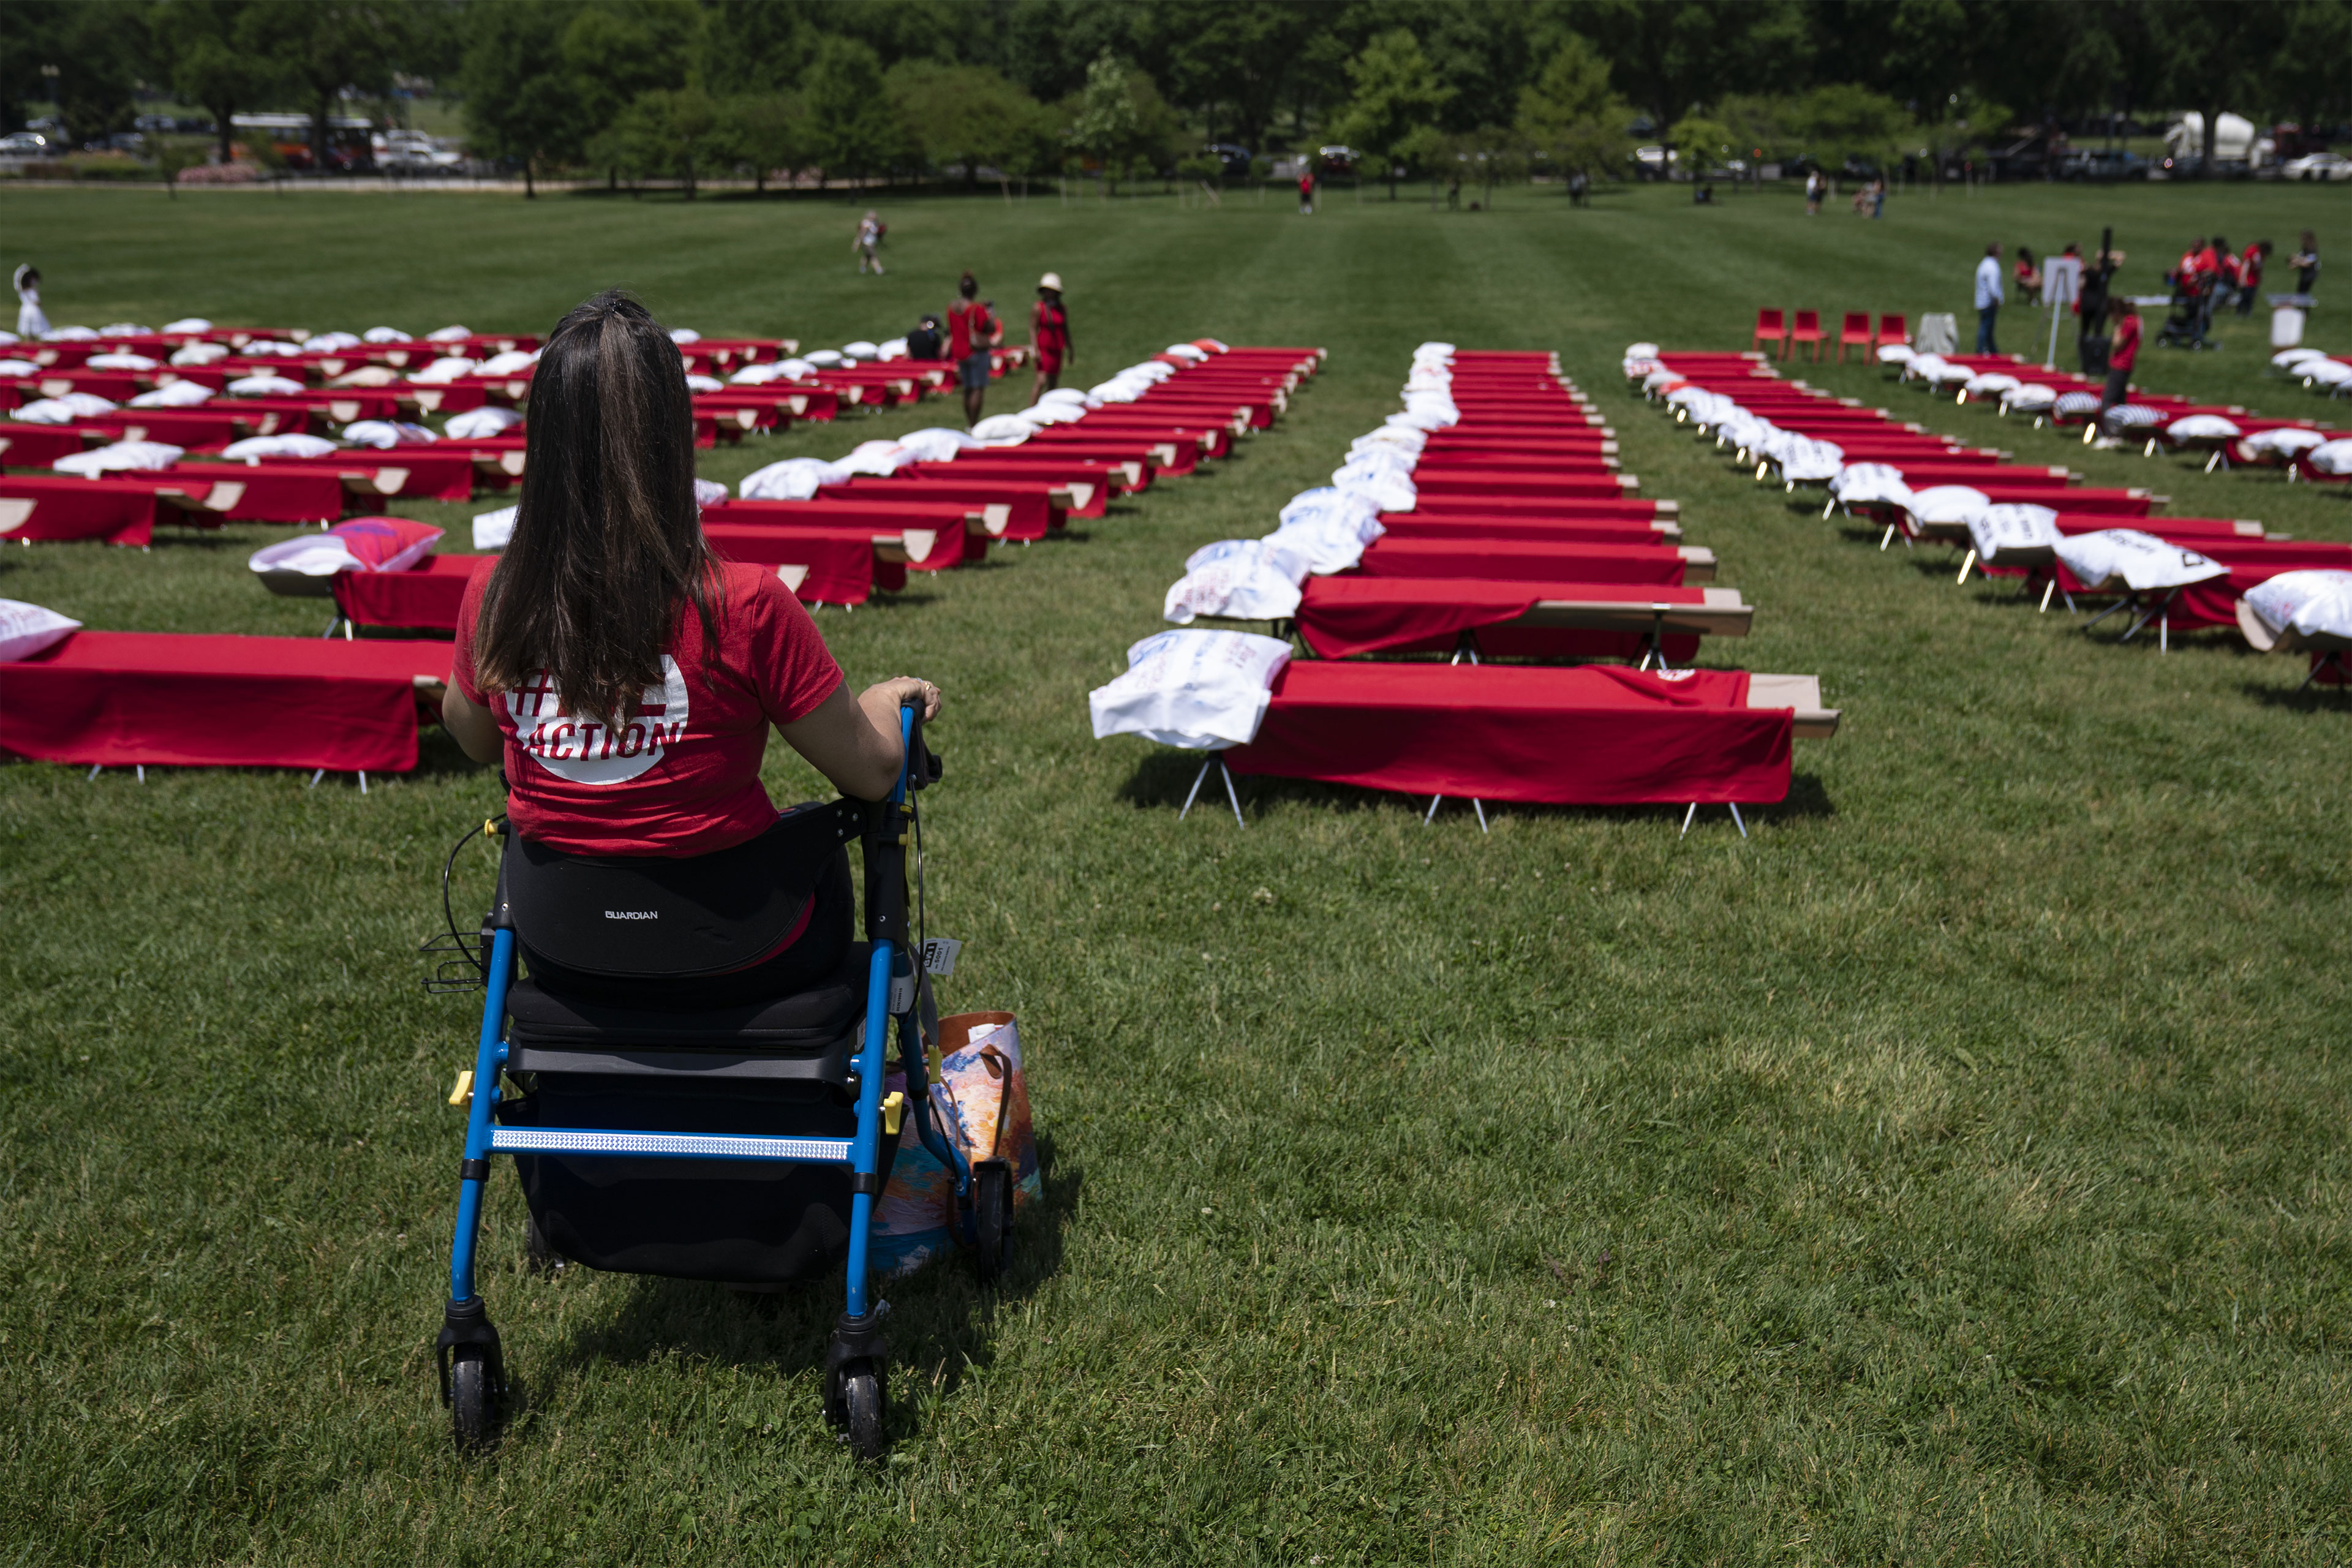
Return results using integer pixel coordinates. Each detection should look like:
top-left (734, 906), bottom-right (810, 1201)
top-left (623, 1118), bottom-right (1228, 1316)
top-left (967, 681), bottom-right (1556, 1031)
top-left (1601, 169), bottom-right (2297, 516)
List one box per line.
top-left (4, 0), bottom-right (2346, 192)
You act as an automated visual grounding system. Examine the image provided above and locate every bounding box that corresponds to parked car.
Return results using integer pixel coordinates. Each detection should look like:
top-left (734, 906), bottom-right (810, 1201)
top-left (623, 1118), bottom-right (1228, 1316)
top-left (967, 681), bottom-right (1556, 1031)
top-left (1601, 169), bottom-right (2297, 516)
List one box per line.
top-left (2059, 148), bottom-right (2150, 181)
top-left (83, 131), bottom-right (145, 154)
top-left (1315, 145), bottom-right (1360, 175)
top-left (1204, 143), bottom-right (1253, 180)
top-left (2283, 151), bottom-right (2352, 182)
top-left (0, 130), bottom-right (51, 154)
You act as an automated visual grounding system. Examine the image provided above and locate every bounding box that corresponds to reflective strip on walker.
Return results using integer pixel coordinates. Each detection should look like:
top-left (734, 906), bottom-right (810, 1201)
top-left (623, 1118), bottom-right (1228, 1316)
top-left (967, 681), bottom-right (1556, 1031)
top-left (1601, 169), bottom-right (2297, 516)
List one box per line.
top-left (489, 1128), bottom-right (856, 1163)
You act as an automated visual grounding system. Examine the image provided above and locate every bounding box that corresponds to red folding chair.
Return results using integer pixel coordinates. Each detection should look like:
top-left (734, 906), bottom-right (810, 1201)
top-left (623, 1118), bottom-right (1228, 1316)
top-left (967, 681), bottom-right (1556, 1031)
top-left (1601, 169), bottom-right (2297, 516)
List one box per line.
top-left (1836, 312), bottom-right (1872, 363)
top-left (1751, 309), bottom-right (1787, 355)
top-left (1875, 314), bottom-right (1909, 350)
top-left (1787, 310), bottom-right (1825, 362)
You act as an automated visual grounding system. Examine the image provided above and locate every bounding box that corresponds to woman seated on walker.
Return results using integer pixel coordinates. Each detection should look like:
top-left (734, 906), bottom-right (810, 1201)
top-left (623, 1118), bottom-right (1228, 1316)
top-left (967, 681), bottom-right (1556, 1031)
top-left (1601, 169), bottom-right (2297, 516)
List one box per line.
top-left (439, 290), bottom-right (940, 1005)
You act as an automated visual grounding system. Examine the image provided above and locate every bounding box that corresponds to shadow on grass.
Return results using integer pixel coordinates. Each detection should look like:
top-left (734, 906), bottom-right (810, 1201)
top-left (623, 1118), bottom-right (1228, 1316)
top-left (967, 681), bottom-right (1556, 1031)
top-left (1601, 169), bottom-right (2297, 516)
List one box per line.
top-left (517, 1140), bottom-right (1082, 1447)
top-left (1113, 750), bottom-right (1836, 830)
top-left (2242, 679), bottom-right (2352, 712)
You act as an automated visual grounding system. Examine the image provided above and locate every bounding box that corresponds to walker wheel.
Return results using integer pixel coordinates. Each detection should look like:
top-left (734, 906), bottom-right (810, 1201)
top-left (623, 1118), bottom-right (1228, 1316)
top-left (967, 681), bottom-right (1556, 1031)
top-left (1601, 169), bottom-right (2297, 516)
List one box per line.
top-left (972, 1163), bottom-right (1013, 1281)
top-left (839, 1368), bottom-right (886, 1461)
top-left (448, 1346), bottom-right (499, 1453)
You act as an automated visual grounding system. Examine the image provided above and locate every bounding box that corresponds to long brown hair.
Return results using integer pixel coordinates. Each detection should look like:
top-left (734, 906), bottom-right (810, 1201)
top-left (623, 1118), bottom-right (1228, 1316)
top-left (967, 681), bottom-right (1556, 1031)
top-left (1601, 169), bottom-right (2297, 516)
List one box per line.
top-left (473, 290), bottom-right (717, 726)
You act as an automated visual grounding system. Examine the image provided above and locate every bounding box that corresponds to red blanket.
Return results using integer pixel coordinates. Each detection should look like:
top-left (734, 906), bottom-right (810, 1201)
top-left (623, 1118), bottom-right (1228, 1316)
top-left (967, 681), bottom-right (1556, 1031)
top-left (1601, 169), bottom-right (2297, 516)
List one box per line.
top-left (1227, 664), bottom-right (1789, 806)
top-left (0, 631), bottom-right (450, 771)
top-left (334, 554), bottom-right (492, 629)
top-left (700, 524), bottom-right (904, 604)
top-left (1295, 577), bottom-right (1708, 660)
top-left (0, 476), bottom-right (175, 546)
top-left (703, 499), bottom-right (983, 570)
top-left (1357, 537), bottom-right (1691, 584)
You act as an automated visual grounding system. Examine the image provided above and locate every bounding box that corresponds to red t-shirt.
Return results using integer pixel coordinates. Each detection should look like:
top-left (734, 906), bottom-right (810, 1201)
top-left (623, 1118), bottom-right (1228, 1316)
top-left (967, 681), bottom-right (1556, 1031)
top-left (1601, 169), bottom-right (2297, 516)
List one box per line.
top-left (451, 560), bottom-right (843, 856)
top-left (2110, 313), bottom-right (2141, 372)
top-left (948, 301), bottom-right (993, 360)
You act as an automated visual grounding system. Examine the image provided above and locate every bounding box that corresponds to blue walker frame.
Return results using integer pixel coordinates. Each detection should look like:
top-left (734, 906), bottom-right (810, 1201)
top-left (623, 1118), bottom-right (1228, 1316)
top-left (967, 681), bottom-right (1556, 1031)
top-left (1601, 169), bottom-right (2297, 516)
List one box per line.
top-left (434, 705), bottom-right (967, 1455)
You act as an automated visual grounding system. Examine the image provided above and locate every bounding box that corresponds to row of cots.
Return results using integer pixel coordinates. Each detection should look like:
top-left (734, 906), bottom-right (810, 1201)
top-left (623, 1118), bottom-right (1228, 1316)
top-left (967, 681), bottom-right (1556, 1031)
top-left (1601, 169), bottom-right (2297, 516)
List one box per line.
top-left (1630, 345), bottom-right (2352, 674)
top-left (0, 334), bottom-right (1324, 783)
top-left (1873, 342), bottom-right (2349, 478)
top-left (1086, 343), bottom-right (1839, 832)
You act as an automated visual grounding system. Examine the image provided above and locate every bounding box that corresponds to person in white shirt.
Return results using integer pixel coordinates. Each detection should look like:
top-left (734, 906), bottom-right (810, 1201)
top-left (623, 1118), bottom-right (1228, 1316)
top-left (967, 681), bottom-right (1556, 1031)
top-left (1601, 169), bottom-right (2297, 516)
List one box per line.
top-left (1973, 243), bottom-right (2004, 353)
top-left (13, 265), bottom-right (49, 339)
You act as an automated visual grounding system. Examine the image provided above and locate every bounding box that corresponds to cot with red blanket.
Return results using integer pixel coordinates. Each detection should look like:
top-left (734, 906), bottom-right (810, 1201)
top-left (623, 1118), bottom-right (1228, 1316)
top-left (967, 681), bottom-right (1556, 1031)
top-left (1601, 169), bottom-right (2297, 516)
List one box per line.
top-left (1222, 663), bottom-right (1836, 834)
top-left (1354, 537), bottom-right (1713, 584)
top-left (0, 475), bottom-right (194, 546)
top-left (1291, 576), bottom-right (1751, 665)
top-left (0, 630), bottom-right (452, 786)
top-left (0, 425), bottom-right (96, 466)
top-left (1374, 514), bottom-right (1681, 545)
top-left (702, 498), bottom-right (986, 572)
top-left (83, 410), bottom-right (242, 450)
top-left (815, 478), bottom-right (1054, 541)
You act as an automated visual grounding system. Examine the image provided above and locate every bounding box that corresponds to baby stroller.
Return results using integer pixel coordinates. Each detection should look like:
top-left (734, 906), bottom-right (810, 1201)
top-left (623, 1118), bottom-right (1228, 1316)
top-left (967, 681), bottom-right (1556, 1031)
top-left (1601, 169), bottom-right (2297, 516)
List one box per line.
top-left (2156, 278), bottom-right (2214, 350)
top-left (428, 703), bottom-right (999, 1459)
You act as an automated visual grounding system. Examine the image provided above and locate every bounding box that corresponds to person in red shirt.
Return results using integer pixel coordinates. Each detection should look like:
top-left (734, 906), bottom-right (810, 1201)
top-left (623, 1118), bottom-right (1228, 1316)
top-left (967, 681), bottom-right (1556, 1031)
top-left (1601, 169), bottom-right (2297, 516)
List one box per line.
top-left (1028, 271), bottom-right (1072, 405)
top-left (2100, 297), bottom-right (2140, 412)
top-left (437, 290), bottom-right (940, 1002)
top-left (1298, 167), bottom-right (1314, 215)
top-left (946, 271), bottom-right (999, 426)
top-left (2237, 239), bottom-right (2271, 315)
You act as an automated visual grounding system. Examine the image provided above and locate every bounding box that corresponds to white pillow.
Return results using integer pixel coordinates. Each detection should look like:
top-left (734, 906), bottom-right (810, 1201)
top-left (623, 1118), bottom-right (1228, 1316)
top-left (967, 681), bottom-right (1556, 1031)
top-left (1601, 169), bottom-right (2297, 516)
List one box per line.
top-left (876, 337), bottom-right (909, 360)
top-left (841, 340), bottom-right (880, 361)
top-left (0, 599), bottom-right (82, 662)
top-left (839, 440), bottom-right (910, 477)
top-left (894, 427), bottom-right (981, 463)
top-left (2052, 529), bottom-right (2227, 592)
top-left (222, 433), bottom-right (340, 461)
top-left (227, 374), bottom-right (305, 396)
top-left (740, 458), bottom-right (850, 500)
top-left (473, 505), bottom-right (517, 551)
top-left (668, 328), bottom-right (703, 344)
top-left (1088, 630), bottom-right (1291, 749)
top-left (12, 395), bottom-right (114, 423)
top-left (364, 326), bottom-right (412, 343)
top-left (2244, 427), bottom-right (2324, 456)
top-left (803, 349), bottom-right (845, 368)
top-left (129, 380), bottom-right (214, 408)
top-left (162, 317), bottom-right (213, 333)
top-left (729, 363), bottom-right (787, 384)
top-left (427, 325), bottom-right (473, 341)
top-left (969, 413), bottom-right (1038, 446)
top-left (2165, 414), bottom-right (2241, 439)
top-left (342, 420), bottom-right (439, 448)
top-left (409, 356), bottom-right (478, 384)
top-left (685, 374), bottom-right (725, 393)
top-left (443, 406), bottom-right (524, 439)
top-left (1967, 503), bottom-right (2062, 561)
top-left (168, 342), bottom-right (228, 366)
top-left (1907, 485), bottom-right (1991, 526)
top-left (476, 350), bottom-right (538, 377)
top-left (693, 478), bottom-right (728, 508)
top-left (2244, 570), bottom-right (2352, 646)
top-left (88, 352), bottom-right (159, 371)
top-left (1164, 540), bottom-right (1310, 624)
top-left (301, 332), bottom-right (362, 352)
top-left (55, 440), bottom-right (185, 475)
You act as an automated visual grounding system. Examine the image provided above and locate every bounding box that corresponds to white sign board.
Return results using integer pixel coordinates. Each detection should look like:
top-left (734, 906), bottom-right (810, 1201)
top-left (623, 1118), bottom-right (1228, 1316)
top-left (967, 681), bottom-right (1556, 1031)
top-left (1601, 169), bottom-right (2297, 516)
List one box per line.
top-left (2042, 255), bottom-right (2082, 309)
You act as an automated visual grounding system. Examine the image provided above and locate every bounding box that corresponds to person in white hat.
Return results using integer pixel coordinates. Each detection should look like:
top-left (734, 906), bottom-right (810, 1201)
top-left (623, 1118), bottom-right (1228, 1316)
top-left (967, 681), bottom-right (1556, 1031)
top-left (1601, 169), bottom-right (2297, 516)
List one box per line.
top-left (1028, 272), bottom-right (1071, 406)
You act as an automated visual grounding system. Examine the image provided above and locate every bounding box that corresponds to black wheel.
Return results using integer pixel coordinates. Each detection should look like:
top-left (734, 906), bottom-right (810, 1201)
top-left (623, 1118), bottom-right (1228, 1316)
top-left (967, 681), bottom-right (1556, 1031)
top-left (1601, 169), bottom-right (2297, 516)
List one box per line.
top-left (840, 1368), bottom-right (886, 1461)
top-left (449, 1345), bottom-right (499, 1452)
top-left (524, 1214), bottom-right (564, 1276)
top-left (972, 1163), bottom-right (1013, 1281)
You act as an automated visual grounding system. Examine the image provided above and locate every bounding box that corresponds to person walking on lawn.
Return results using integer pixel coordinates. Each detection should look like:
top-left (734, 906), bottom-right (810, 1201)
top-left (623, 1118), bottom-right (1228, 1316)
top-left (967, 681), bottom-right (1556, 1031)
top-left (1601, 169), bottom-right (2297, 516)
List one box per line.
top-left (853, 211), bottom-right (884, 275)
top-left (1975, 242), bottom-right (2004, 353)
top-left (1028, 273), bottom-right (1072, 406)
top-left (1298, 167), bottom-right (1315, 214)
top-left (948, 272), bottom-right (999, 428)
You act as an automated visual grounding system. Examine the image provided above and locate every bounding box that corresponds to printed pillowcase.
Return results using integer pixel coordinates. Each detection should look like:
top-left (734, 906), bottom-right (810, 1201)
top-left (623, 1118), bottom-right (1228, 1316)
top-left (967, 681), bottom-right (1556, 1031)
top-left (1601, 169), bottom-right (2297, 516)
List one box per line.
top-left (0, 599), bottom-right (81, 662)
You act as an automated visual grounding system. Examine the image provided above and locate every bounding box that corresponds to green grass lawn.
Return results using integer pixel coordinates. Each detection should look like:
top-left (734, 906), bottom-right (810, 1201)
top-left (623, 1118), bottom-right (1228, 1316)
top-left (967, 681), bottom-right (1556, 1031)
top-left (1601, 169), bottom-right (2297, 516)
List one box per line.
top-left (4, 179), bottom-right (2350, 1567)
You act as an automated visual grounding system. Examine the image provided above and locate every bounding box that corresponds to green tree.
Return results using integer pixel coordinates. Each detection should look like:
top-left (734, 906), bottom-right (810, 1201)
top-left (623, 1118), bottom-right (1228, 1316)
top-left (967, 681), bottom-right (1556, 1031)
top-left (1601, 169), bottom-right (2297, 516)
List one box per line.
top-left (460, 0), bottom-right (588, 197)
top-left (1667, 113), bottom-right (1736, 180)
top-left (561, 0), bottom-right (700, 131)
top-left (268, 1), bottom-right (406, 170)
top-left (723, 92), bottom-right (806, 194)
top-left (1061, 51), bottom-right (1178, 195)
top-left (1785, 83), bottom-right (1909, 181)
top-left (1563, 0), bottom-right (1811, 132)
top-left (885, 61), bottom-right (1051, 195)
top-left (1332, 28), bottom-right (1455, 199)
top-left (1515, 34), bottom-right (1634, 186)
top-left (154, 0), bottom-right (279, 166)
top-left (801, 35), bottom-right (907, 187)
top-left (608, 85), bottom-right (721, 196)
